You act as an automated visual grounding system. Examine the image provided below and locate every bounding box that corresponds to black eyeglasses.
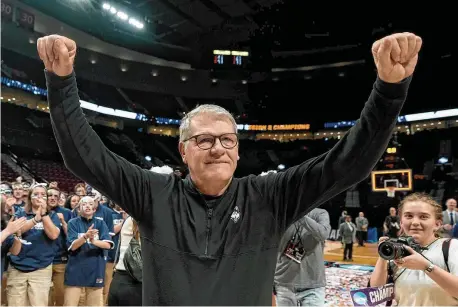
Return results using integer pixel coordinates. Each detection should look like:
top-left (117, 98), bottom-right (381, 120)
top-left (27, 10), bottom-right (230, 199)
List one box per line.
top-left (183, 133), bottom-right (238, 150)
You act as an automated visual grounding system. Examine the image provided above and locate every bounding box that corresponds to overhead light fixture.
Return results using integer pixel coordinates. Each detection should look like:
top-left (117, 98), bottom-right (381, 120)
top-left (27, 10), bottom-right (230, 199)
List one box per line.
top-left (212, 79), bottom-right (217, 83)
top-left (102, 3), bottom-right (143, 29)
top-left (90, 59), bottom-right (96, 64)
top-left (116, 11), bottom-right (128, 20)
top-left (181, 76), bottom-right (187, 82)
top-left (242, 80), bottom-right (247, 84)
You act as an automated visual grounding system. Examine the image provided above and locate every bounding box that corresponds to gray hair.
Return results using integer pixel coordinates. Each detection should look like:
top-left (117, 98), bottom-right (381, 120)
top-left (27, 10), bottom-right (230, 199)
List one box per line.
top-left (179, 104), bottom-right (237, 142)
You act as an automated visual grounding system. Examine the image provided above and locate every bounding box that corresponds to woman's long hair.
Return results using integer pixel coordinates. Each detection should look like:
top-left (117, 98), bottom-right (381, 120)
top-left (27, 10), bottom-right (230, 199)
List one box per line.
top-left (24, 185), bottom-right (47, 213)
top-left (64, 194), bottom-right (80, 210)
top-left (132, 219), bottom-right (140, 241)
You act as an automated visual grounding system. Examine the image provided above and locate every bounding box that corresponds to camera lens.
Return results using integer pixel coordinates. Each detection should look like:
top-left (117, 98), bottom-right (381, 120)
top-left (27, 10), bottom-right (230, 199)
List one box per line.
top-left (378, 242), bottom-right (396, 260)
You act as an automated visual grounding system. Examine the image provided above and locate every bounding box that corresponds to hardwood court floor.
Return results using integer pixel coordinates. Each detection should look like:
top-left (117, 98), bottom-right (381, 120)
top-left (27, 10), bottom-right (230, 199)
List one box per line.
top-left (323, 240), bottom-right (379, 266)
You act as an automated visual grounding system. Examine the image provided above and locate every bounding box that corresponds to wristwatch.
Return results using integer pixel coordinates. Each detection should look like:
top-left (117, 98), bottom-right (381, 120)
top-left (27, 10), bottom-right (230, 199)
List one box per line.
top-left (424, 262), bottom-right (435, 273)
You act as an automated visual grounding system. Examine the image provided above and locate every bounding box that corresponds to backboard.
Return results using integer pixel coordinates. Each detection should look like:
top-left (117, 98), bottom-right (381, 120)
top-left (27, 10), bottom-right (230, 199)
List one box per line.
top-left (371, 169), bottom-right (413, 192)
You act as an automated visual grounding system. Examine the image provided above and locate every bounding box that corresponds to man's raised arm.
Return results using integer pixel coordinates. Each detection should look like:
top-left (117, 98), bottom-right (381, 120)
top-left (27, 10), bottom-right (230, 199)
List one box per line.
top-left (255, 33), bottom-right (423, 231)
top-left (38, 35), bottom-right (170, 221)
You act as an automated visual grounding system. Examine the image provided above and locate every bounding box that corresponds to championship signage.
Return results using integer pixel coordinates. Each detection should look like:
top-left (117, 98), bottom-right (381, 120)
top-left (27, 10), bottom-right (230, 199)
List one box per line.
top-left (238, 124), bottom-right (310, 131)
top-left (350, 283), bottom-right (395, 306)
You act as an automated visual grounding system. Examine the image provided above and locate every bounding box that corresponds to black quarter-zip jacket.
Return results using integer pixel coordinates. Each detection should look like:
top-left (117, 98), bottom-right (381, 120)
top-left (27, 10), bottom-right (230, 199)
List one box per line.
top-left (46, 70), bottom-right (411, 305)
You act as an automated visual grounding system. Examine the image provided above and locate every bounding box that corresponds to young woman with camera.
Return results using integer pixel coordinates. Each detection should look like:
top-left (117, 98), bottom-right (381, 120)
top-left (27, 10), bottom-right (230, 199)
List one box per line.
top-left (370, 193), bottom-right (458, 306)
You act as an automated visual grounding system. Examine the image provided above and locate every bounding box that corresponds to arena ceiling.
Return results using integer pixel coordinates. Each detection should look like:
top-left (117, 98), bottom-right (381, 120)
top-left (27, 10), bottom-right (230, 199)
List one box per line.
top-left (12, 1), bottom-right (455, 123)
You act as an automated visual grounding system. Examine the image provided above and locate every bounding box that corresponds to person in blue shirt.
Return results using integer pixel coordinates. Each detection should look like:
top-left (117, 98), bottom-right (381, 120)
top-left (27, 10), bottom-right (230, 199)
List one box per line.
top-left (103, 203), bottom-right (124, 304)
top-left (11, 183), bottom-right (26, 213)
top-left (6, 184), bottom-right (61, 306)
top-left (1, 195), bottom-right (26, 278)
top-left (64, 196), bottom-right (114, 306)
top-left (47, 187), bottom-right (72, 306)
top-left (453, 221), bottom-right (458, 238)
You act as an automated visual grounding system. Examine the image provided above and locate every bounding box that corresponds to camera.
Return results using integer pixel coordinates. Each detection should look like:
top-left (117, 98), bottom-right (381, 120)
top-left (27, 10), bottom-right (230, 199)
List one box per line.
top-left (378, 236), bottom-right (424, 260)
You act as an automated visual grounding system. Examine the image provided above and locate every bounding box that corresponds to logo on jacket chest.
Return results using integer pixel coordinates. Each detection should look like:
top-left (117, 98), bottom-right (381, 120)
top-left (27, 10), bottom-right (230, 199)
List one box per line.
top-left (231, 206), bottom-right (240, 223)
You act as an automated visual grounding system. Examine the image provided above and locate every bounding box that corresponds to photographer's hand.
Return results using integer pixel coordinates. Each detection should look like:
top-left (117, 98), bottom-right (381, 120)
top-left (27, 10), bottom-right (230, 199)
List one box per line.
top-left (394, 246), bottom-right (429, 270)
top-left (369, 236), bottom-right (391, 287)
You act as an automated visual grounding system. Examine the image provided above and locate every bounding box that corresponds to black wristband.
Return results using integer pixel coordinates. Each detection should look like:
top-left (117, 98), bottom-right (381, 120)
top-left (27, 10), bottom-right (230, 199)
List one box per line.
top-left (41, 211), bottom-right (49, 217)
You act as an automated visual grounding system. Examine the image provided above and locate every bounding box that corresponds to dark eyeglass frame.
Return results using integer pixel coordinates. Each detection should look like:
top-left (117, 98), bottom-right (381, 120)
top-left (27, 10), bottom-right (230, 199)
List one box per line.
top-left (183, 133), bottom-right (239, 150)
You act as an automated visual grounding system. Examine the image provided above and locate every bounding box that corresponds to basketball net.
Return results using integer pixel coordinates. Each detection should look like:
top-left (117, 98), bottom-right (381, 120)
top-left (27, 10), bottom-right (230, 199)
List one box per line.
top-left (387, 187), bottom-right (396, 198)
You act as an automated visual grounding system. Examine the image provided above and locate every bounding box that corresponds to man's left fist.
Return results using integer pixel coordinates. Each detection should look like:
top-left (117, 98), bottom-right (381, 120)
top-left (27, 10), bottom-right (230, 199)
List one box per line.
top-left (372, 33), bottom-right (422, 83)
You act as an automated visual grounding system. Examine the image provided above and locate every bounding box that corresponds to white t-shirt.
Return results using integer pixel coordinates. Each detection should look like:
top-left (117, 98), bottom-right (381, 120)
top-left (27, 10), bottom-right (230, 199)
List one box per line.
top-left (393, 238), bottom-right (458, 306)
top-left (115, 217), bottom-right (134, 271)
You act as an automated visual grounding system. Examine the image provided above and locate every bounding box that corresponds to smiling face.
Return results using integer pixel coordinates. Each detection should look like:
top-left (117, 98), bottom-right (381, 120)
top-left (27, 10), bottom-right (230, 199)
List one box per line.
top-left (400, 200), bottom-right (442, 245)
top-left (179, 112), bottom-right (238, 193)
top-left (446, 198), bottom-right (457, 211)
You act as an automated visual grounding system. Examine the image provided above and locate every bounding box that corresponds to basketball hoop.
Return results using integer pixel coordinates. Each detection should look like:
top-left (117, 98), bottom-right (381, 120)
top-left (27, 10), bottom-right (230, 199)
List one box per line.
top-left (386, 187), bottom-right (396, 198)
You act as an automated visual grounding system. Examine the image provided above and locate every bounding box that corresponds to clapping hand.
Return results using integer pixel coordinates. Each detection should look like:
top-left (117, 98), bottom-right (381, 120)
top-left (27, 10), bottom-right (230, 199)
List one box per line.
top-left (4, 216), bottom-right (27, 237)
top-left (85, 224), bottom-right (99, 241)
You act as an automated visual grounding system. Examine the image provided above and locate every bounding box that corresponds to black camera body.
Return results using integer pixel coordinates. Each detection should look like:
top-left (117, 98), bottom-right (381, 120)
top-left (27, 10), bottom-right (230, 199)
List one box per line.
top-left (378, 236), bottom-right (424, 260)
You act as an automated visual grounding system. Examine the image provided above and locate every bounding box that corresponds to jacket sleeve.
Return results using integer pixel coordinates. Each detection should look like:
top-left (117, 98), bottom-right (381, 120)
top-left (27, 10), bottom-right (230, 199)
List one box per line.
top-left (255, 76), bottom-right (411, 232)
top-left (46, 71), bottom-right (171, 221)
top-left (297, 210), bottom-right (331, 242)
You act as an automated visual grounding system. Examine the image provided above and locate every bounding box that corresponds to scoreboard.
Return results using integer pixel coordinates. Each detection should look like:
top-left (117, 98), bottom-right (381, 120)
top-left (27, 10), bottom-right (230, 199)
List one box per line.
top-left (1, 1), bottom-right (35, 31)
top-left (212, 50), bottom-right (249, 69)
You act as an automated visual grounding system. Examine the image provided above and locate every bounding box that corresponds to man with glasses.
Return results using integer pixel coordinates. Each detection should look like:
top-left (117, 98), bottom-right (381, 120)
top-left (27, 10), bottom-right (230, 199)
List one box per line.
top-left (39, 32), bottom-right (421, 305)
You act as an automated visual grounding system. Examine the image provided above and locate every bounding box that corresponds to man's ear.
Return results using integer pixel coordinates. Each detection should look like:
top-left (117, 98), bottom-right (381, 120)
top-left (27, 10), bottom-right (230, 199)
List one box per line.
top-left (179, 142), bottom-right (187, 164)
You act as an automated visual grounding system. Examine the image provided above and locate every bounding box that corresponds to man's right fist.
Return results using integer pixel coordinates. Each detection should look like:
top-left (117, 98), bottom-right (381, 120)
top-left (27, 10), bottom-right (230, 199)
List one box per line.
top-left (37, 35), bottom-right (76, 77)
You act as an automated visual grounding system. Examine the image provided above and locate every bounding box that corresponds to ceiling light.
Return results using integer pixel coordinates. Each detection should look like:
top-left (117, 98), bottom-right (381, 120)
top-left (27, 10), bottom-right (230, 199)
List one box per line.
top-left (102, 3), bottom-right (110, 10)
top-left (116, 11), bottom-right (128, 20)
top-left (109, 7), bottom-right (117, 14)
top-left (181, 76), bottom-right (187, 82)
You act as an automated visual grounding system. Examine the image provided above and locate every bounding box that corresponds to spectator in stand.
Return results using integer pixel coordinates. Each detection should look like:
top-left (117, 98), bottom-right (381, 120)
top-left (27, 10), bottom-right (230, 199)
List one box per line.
top-left (47, 187), bottom-right (72, 306)
top-left (7, 184), bottom-right (61, 306)
top-left (74, 183), bottom-right (86, 197)
top-left (384, 207), bottom-right (401, 238)
top-left (103, 203), bottom-right (125, 305)
top-left (1, 196), bottom-right (26, 277)
top-left (21, 182), bottom-right (31, 203)
top-left (11, 183), bottom-right (25, 212)
top-left (64, 194), bottom-right (80, 211)
top-left (355, 212), bottom-right (369, 246)
top-left (64, 196), bottom-right (114, 306)
top-left (59, 192), bottom-right (67, 207)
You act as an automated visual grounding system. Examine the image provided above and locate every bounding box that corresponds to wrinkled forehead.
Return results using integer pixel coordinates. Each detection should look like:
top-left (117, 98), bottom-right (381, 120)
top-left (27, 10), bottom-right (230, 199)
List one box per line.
top-left (189, 113), bottom-right (236, 135)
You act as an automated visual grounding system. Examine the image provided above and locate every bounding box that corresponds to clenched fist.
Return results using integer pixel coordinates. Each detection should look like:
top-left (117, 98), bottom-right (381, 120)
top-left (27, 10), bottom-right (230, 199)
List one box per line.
top-left (372, 33), bottom-right (422, 83)
top-left (37, 35), bottom-right (76, 77)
